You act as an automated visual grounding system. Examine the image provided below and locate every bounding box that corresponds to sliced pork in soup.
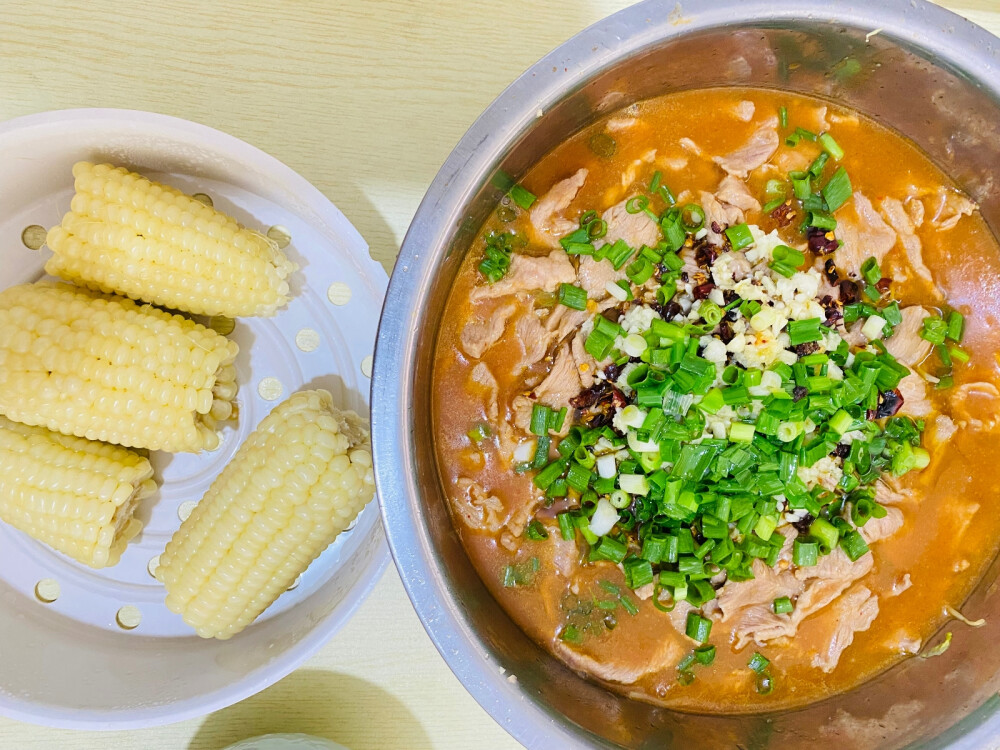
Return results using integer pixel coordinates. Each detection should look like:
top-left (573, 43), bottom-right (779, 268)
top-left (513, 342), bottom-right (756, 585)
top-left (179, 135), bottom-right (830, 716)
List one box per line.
top-left (433, 88), bottom-right (1000, 713)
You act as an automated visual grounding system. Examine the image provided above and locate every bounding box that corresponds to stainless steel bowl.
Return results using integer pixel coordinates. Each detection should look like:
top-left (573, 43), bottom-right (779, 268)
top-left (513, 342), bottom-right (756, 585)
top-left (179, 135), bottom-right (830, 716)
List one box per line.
top-left (373, 1), bottom-right (1000, 747)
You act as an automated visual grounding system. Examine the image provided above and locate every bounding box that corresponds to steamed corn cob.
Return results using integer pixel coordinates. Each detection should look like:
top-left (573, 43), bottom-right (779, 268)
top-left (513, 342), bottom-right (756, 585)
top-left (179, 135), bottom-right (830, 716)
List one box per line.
top-left (45, 162), bottom-right (296, 318)
top-left (0, 282), bottom-right (239, 453)
top-left (157, 389), bottom-right (374, 639)
top-left (0, 416), bottom-right (156, 567)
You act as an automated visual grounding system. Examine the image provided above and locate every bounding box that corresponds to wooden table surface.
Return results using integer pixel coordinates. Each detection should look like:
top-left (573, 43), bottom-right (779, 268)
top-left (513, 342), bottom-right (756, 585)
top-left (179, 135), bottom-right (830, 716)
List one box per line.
top-left (0, 0), bottom-right (996, 748)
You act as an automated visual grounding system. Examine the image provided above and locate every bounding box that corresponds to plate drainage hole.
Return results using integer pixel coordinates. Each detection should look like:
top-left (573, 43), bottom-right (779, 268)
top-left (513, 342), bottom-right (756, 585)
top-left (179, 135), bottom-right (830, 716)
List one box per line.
top-left (266, 225), bottom-right (292, 249)
top-left (177, 500), bottom-right (198, 522)
top-left (21, 225), bottom-right (47, 251)
top-left (147, 555), bottom-right (161, 579)
top-left (35, 579), bottom-right (60, 603)
top-left (257, 377), bottom-right (283, 401)
top-left (295, 328), bottom-right (320, 352)
top-left (116, 605), bottom-right (141, 630)
top-left (326, 282), bottom-right (352, 306)
top-left (191, 193), bottom-right (214, 207)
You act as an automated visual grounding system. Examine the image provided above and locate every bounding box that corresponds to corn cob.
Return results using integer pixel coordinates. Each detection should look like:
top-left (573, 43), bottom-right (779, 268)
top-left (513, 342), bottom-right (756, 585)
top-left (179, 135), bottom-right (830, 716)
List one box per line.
top-left (45, 161), bottom-right (296, 318)
top-left (157, 389), bottom-right (374, 639)
top-left (0, 282), bottom-right (239, 453)
top-left (0, 416), bottom-right (156, 567)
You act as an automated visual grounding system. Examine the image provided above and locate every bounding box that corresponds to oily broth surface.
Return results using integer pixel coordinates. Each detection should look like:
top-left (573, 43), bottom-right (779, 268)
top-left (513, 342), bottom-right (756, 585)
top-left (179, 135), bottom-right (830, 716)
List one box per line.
top-left (432, 87), bottom-right (1000, 712)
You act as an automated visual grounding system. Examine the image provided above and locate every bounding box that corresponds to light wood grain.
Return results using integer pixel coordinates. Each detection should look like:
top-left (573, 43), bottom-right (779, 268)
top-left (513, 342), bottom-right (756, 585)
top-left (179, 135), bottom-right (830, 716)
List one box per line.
top-left (0, 1), bottom-right (995, 748)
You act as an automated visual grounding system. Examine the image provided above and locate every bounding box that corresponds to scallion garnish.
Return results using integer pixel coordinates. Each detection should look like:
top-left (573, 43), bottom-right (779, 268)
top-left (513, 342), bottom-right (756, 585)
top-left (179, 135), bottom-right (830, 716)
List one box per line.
top-left (694, 644), bottom-right (717, 665)
top-left (467, 423), bottom-right (491, 443)
top-left (685, 612), bottom-right (712, 643)
top-left (947, 310), bottom-right (965, 342)
top-left (681, 203), bottom-right (706, 231)
top-left (819, 132), bottom-right (845, 160)
top-left (525, 520), bottom-right (549, 540)
top-left (557, 283), bottom-right (588, 311)
top-left (508, 184), bottom-right (537, 210)
top-left (748, 652), bottom-right (770, 673)
top-left (724, 222), bottom-right (754, 250)
top-left (773, 596), bottom-right (794, 615)
top-left (822, 166), bottom-right (853, 211)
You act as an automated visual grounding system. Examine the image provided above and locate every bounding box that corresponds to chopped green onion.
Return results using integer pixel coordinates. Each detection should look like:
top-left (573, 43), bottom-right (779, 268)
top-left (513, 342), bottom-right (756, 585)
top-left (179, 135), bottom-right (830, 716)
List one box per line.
top-left (525, 520), bottom-right (548, 540)
top-left (467, 423), bottom-right (491, 443)
top-left (949, 345), bottom-right (971, 364)
top-left (840, 530), bottom-right (870, 561)
top-left (819, 132), bottom-right (845, 160)
top-left (532, 435), bottom-right (551, 469)
top-left (557, 283), bottom-right (588, 311)
top-left (559, 624), bottom-right (581, 643)
top-left (808, 152), bottom-right (830, 178)
top-left (685, 612), bottom-right (713, 643)
top-left (694, 644), bottom-right (717, 665)
top-left (822, 167), bottom-right (853, 212)
top-left (609, 489), bottom-right (631, 510)
top-left (605, 238), bottom-right (636, 270)
top-left (563, 241), bottom-right (595, 256)
top-left (882, 301), bottom-right (903, 327)
top-left (920, 316), bottom-right (948, 345)
top-left (529, 404), bottom-right (551, 436)
top-left (729, 422), bottom-right (756, 443)
top-left (619, 595), bottom-right (639, 616)
top-left (947, 311), bottom-right (965, 343)
top-left (805, 210), bottom-right (837, 231)
top-left (532, 460), bottom-right (565, 490)
top-left (626, 257), bottom-right (655, 285)
top-left (725, 223), bottom-right (754, 250)
top-left (557, 513), bottom-right (574, 541)
top-left (548, 407), bottom-right (567, 433)
top-left (700, 300), bottom-right (723, 327)
top-left (858, 258), bottom-right (881, 288)
top-left (587, 219), bottom-right (607, 240)
top-left (938, 344), bottom-right (952, 368)
top-left (756, 672), bottom-right (775, 695)
top-left (762, 197), bottom-right (786, 213)
top-left (788, 318), bottom-right (824, 346)
top-left (565, 462), bottom-right (593, 493)
top-left (584, 329), bottom-right (614, 360)
top-left (779, 106), bottom-right (788, 128)
top-left (699, 387), bottom-right (725, 415)
top-left (773, 596), bottom-right (794, 615)
top-left (828, 409), bottom-right (855, 435)
top-left (681, 203), bottom-right (706, 231)
top-left (748, 652), bottom-right (770, 673)
top-left (590, 536), bottom-right (627, 563)
top-left (509, 184), bottom-right (537, 210)
top-left (793, 538), bottom-right (819, 567)
top-left (626, 195), bottom-right (649, 214)
top-left (810, 518), bottom-right (840, 555)
top-left (623, 558), bottom-right (654, 589)
top-left (790, 171), bottom-right (812, 200)
top-left (765, 179), bottom-right (787, 200)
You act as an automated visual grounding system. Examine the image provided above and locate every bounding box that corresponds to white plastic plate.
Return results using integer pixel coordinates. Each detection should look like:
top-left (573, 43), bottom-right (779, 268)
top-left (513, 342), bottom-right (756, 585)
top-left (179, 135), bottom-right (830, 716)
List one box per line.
top-left (0, 109), bottom-right (389, 729)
